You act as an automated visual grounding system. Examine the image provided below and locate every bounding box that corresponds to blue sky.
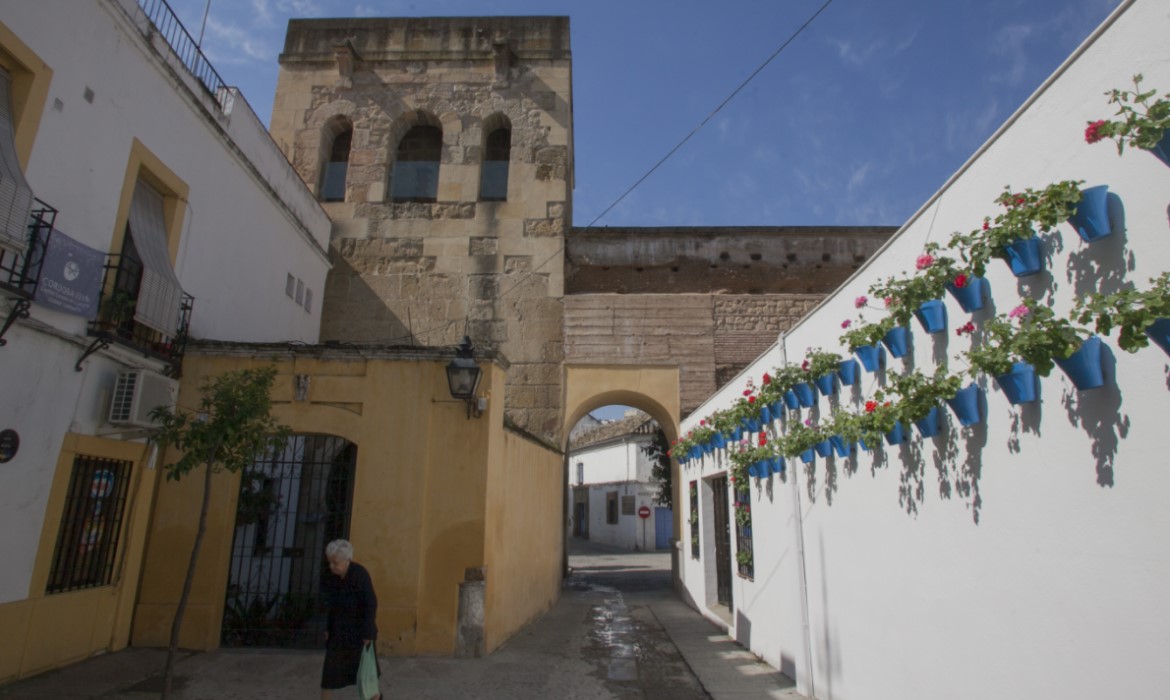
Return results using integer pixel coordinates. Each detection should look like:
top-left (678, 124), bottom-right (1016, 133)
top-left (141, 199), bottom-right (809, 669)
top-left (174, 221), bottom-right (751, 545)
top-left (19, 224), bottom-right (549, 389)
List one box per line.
top-left (167, 0), bottom-right (1120, 230)
top-left (164, 0), bottom-right (1121, 423)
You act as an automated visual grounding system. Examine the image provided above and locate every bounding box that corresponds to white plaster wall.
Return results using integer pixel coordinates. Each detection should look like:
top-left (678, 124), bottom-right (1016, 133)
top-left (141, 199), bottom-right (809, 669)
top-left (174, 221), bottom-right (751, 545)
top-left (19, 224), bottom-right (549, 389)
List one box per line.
top-left (7, 0), bottom-right (330, 345)
top-left (677, 2), bottom-right (1170, 698)
top-left (0, 0), bottom-right (331, 602)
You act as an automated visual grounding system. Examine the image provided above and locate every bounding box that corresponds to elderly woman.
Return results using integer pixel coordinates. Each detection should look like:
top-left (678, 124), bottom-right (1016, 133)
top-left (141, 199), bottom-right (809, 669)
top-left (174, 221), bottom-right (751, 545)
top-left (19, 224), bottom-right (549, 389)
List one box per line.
top-left (321, 539), bottom-right (381, 700)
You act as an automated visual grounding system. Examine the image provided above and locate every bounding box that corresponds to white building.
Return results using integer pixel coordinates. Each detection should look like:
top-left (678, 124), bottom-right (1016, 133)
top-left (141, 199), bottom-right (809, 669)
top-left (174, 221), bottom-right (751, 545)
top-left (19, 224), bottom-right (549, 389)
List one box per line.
top-left (569, 411), bottom-right (673, 550)
top-left (676, 2), bottom-right (1170, 699)
top-left (0, 0), bottom-right (330, 681)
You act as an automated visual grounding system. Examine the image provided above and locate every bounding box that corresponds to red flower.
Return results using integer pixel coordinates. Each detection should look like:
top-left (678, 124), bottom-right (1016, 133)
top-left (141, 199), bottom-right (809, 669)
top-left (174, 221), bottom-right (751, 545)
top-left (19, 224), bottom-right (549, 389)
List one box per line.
top-left (982, 220), bottom-right (990, 231)
top-left (865, 400), bottom-right (877, 413)
top-left (743, 389), bottom-right (751, 397)
top-left (1014, 195), bottom-right (1026, 206)
top-left (699, 419), bottom-right (706, 426)
top-left (953, 273), bottom-right (968, 288)
top-left (748, 396), bottom-right (756, 403)
top-left (758, 433), bottom-right (767, 446)
top-left (1085, 119), bottom-right (1107, 144)
top-left (955, 321), bottom-right (976, 336)
top-left (762, 372), bottom-right (771, 385)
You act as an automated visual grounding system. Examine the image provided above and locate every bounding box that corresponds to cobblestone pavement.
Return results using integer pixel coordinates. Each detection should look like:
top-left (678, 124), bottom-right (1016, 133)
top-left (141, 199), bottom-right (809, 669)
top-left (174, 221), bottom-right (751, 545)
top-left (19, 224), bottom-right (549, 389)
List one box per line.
top-left (0, 539), bottom-right (800, 699)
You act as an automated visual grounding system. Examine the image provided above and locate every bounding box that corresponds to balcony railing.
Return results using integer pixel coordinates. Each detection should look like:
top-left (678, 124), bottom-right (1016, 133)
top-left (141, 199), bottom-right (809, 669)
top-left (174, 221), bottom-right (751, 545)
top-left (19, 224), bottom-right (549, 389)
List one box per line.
top-left (134, 0), bottom-right (229, 113)
top-left (0, 199), bottom-right (58, 299)
top-left (86, 254), bottom-right (194, 374)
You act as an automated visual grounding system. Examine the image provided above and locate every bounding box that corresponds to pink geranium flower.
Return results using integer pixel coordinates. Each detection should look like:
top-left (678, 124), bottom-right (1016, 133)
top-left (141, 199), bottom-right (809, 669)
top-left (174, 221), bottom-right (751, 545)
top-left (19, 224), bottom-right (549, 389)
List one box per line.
top-left (1009, 304), bottom-right (1030, 319)
top-left (1085, 119), bottom-right (1107, 144)
top-left (915, 253), bottom-right (934, 270)
top-left (841, 319), bottom-right (852, 329)
top-left (854, 295), bottom-right (868, 308)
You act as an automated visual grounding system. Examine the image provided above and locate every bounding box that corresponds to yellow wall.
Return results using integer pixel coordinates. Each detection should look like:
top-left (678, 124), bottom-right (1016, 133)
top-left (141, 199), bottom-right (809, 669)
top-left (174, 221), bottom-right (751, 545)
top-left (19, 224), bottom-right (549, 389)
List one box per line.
top-left (0, 435), bottom-right (158, 684)
top-left (132, 352), bottom-right (551, 657)
top-left (482, 427), bottom-right (564, 652)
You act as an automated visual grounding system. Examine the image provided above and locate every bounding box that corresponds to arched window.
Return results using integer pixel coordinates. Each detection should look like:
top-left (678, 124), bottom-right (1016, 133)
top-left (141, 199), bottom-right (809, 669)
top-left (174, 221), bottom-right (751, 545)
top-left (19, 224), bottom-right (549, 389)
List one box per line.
top-left (320, 126), bottom-right (351, 202)
top-left (479, 126), bottom-right (510, 201)
top-left (389, 125), bottom-right (442, 202)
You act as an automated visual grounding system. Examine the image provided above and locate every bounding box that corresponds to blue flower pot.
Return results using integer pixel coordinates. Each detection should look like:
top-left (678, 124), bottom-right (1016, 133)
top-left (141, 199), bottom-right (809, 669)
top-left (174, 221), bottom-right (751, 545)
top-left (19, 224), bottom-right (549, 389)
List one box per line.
top-left (813, 439), bottom-right (832, 458)
top-left (701, 440), bottom-right (714, 455)
top-left (1069, 185), bottom-right (1112, 242)
top-left (837, 358), bottom-right (860, 386)
top-left (800, 449), bottom-right (815, 465)
top-left (882, 325), bottom-right (910, 358)
top-left (731, 426), bottom-right (744, 442)
top-left (855, 344), bottom-right (884, 372)
top-left (814, 373), bottom-right (836, 396)
top-left (995, 362), bottom-right (1039, 404)
top-left (771, 457), bottom-right (786, 476)
top-left (946, 276), bottom-right (988, 313)
top-left (829, 435), bottom-right (853, 458)
top-left (712, 432), bottom-right (726, 449)
top-left (1148, 130), bottom-right (1170, 168)
top-left (884, 421), bottom-right (905, 446)
top-left (759, 404), bottom-right (773, 423)
top-left (1055, 335), bottom-right (1105, 390)
top-left (793, 382), bottom-right (816, 408)
top-left (946, 383), bottom-right (983, 426)
top-left (689, 446), bottom-right (702, 462)
top-left (913, 406), bottom-right (941, 438)
top-left (858, 438), bottom-right (872, 452)
top-left (742, 416), bottom-right (763, 433)
top-left (1004, 237), bottom-right (1043, 277)
top-left (783, 389), bottom-right (800, 410)
top-left (748, 463), bottom-right (760, 479)
top-left (1145, 317), bottom-right (1170, 358)
top-left (914, 299), bottom-right (947, 334)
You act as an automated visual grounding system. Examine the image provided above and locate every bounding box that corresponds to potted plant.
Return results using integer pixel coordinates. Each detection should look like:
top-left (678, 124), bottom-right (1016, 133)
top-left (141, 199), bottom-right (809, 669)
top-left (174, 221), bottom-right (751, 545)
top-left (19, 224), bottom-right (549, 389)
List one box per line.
top-left (840, 317), bottom-right (896, 370)
top-left (964, 299), bottom-right (1096, 400)
top-left (885, 369), bottom-right (963, 438)
top-left (1075, 272), bottom-right (1170, 356)
top-left (856, 398), bottom-right (903, 447)
top-left (804, 347), bottom-right (843, 396)
top-left (950, 180), bottom-right (1084, 277)
top-left (826, 409), bottom-right (863, 458)
top-left (1085, 74), bottom-right (1170, 165)
top-left (867, 246), bottom-right (960, 332)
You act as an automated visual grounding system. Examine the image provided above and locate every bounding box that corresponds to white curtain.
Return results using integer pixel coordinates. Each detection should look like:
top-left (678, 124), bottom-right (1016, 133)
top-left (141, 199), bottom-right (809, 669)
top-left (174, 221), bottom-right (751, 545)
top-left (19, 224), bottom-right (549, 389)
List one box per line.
top-left (127, 180), bottom-right (183, 334)
top-left (0, 67), bottom-right (35, 254)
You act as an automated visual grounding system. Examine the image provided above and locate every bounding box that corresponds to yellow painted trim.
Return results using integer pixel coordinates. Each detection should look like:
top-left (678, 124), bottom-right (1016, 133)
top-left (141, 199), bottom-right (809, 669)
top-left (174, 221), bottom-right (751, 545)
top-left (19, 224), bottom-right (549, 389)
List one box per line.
top-left (0, 20), bottom-right (52, 169)
top-left (110, 138), bottom-right (190, 264)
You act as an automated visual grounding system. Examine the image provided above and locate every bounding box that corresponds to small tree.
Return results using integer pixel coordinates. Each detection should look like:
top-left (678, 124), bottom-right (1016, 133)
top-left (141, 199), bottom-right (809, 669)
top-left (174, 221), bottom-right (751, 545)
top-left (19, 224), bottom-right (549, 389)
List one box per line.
top-left (642, 428), bottom-right (673, 509)
top-left (149, 366), bottom-right (289, 700)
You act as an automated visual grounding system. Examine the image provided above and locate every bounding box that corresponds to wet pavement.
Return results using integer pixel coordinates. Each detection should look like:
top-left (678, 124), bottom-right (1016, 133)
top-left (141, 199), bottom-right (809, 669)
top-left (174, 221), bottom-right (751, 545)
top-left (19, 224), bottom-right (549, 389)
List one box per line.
top-left (0, 539), bottom-right (801, 699)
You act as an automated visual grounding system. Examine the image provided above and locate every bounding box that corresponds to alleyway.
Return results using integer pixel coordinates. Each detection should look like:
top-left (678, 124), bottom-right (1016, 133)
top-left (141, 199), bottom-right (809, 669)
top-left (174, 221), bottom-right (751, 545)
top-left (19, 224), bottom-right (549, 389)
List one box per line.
top-left (0, 541), bottom-right (800, 699)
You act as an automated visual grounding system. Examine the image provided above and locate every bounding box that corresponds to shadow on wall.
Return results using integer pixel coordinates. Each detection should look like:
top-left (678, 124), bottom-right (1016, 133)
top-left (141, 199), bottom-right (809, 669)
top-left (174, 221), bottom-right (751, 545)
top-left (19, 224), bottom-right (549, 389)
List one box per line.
top-left (1062, 344), bottom-right (1128, 487)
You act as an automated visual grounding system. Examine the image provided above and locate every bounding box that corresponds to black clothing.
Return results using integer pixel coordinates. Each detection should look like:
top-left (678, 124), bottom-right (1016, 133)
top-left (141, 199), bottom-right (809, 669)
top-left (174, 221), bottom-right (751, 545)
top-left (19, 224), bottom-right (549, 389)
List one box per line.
top-left (321, 561), bottom-right (379, 690)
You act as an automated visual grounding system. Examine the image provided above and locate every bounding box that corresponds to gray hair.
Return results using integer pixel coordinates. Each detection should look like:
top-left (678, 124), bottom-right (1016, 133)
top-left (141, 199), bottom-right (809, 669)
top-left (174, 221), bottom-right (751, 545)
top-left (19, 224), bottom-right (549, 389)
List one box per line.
top-left (325, 539), bottom-right (353, 561)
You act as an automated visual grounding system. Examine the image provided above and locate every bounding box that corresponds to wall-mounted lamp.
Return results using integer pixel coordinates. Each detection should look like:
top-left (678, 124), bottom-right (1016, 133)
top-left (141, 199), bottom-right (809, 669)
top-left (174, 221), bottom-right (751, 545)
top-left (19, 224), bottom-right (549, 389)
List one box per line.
top-left (445, 336), bottom-right (483, 418)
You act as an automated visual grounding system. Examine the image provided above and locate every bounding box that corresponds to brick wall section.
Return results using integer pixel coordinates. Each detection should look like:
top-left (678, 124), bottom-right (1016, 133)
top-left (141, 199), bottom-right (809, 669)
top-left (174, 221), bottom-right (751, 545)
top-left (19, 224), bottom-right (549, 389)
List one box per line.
top-left (565, 293), bottom-right (827, 416)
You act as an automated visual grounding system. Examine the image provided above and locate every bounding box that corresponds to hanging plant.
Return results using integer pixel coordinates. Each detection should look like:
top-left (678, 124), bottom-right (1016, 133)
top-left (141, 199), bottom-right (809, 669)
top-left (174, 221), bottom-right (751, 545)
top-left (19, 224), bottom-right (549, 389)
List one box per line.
top-left (1075, 272), bottom-right (1170, 352)
top-left (884, 368), bottom-right (964, 424)
top-left (1085, 74), bottom-right (1170, 155)
top-left (839, 316), bottom-right (897, 353)
top-left (964, 299), bottom-right (1091, 378)
top-left (949, 180), bottom-right (1083, 276)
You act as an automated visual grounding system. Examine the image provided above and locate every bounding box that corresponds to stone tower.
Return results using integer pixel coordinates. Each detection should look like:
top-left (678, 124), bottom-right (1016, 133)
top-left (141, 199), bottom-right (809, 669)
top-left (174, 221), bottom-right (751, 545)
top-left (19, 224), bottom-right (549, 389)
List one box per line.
top-left (270, 17), bottom-right (571, 440)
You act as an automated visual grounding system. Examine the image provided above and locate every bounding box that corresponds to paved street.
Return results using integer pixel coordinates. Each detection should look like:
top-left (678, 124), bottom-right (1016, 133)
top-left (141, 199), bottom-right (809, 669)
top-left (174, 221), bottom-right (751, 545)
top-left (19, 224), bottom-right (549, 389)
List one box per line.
top-left (0, 539), bottom-right (801, 699)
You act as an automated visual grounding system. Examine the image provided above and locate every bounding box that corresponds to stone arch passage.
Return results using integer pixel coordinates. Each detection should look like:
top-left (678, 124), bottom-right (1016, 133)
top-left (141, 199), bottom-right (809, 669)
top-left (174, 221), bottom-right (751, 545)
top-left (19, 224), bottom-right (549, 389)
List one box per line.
top-left (562, 364), bottom-right (683, 585)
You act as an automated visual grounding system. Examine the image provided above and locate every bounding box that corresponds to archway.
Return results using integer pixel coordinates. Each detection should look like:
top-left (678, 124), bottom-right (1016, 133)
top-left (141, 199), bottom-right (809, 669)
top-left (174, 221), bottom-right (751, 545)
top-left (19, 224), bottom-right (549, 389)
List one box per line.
top-left (562, 365), bottom-right (682, 588)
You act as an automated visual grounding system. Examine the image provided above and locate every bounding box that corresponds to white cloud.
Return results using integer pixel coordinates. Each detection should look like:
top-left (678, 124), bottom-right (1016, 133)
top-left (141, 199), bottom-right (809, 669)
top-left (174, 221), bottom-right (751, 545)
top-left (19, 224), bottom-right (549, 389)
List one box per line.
top-left (354, 3), bottom-right (378, 16)
top-left (989, 24), bottom-right (1033, 86)
top-left (846, 162), bottom-right (872, 194)
top-left (202, 16), bottom-right (272, 63)
top-left (275, 0), bottom-right (324, 17)
top-left (250, 0), bottom-right (273, 25)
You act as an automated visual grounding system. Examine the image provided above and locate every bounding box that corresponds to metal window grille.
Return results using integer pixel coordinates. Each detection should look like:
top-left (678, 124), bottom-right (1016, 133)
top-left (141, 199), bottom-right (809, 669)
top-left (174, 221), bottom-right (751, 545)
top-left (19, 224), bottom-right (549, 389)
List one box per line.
top-left (734, 486), bottom-right (754, 579)
top-left (46, 455), bottom-right (134, 594)
top-left (222, 435), bottom-right (356, 648)
top-left (689, 481), bottom-right (700, 559)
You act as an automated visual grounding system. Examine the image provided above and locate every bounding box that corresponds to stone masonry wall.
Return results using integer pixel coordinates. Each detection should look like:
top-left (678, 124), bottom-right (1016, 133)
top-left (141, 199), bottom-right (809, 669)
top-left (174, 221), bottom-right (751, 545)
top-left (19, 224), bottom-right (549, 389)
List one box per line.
top-left (269, 17), bottom-right (572, 439)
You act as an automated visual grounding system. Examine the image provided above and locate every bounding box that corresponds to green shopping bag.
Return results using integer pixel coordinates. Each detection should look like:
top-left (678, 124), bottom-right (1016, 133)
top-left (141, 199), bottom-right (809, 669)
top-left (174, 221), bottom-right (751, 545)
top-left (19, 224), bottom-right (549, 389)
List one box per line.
top-left (358, 642), bottom-right (379, 700)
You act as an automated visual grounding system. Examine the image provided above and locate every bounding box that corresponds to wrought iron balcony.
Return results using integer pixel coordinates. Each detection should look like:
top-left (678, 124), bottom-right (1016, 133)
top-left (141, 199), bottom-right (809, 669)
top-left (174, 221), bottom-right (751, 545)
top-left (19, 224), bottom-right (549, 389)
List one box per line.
top-left (84, 254), bottom-right (194, 374)
top-left (0, 200), bottom-right (58, 347)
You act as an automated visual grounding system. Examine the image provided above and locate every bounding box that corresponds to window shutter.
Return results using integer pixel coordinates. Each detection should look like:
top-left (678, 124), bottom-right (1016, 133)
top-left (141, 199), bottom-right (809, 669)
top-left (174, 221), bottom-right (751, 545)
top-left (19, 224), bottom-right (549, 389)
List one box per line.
top-left (126, 180), bottom-right (183, 334)
top-left (0, 68), bottom-right (35, 254)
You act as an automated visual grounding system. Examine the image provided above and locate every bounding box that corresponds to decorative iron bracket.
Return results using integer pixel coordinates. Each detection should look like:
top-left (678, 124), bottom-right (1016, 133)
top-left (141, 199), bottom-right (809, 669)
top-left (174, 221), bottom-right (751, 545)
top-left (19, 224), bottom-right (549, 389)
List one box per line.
top-left (0, 299), bottom-right (31, 347)
top-left (76, 335), bottom-right (111, 372)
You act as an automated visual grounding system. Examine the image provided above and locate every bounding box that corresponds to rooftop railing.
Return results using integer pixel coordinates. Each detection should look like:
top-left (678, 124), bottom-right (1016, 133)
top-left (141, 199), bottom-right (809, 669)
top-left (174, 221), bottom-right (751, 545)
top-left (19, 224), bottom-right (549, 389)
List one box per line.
top-left (135, 0), bottom-right (230, 113)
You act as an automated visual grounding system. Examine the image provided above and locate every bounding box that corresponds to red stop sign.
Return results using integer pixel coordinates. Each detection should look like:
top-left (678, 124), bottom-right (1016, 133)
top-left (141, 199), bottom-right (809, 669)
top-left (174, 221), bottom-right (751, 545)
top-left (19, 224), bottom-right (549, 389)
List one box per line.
top-left (638, 506), bottom-right (651, 519)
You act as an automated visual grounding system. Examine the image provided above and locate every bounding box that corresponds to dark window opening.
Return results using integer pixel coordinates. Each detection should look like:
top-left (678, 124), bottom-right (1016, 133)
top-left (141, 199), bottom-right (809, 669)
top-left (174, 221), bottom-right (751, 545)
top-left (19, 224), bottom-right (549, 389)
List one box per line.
top-left (46, 455), bottom-right (134, 594)
top-left (606, 491), bottom-right (619, 525)
top-left (321, 128), bottom-right (351, 202)
top-left (479, 127), bottom-right (510, 201)
top-left (390, 125), bottom-right (441, 202)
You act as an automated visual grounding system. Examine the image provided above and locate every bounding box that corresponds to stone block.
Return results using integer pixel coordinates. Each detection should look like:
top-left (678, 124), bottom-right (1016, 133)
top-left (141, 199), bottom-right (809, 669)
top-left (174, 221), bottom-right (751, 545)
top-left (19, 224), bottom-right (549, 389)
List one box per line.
top-left (469, 237), bottom-right (498, 256)
top-left (523, 217), bottom-right (563, 237)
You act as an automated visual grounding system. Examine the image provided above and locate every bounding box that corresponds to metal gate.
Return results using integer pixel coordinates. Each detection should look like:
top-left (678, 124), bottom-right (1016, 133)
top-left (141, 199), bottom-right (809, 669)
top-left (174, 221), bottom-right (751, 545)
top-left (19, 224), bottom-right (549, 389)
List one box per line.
top-left (221, 435), bottom-right (356, 648)
top-left (711, 476), bottom-right (733, 609)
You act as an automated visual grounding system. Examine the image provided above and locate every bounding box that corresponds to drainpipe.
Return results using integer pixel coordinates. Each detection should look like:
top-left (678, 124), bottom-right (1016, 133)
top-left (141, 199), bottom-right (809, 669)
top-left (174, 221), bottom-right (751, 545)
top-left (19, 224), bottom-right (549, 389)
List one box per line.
top-left (781, 332), bottom-right (815, 698)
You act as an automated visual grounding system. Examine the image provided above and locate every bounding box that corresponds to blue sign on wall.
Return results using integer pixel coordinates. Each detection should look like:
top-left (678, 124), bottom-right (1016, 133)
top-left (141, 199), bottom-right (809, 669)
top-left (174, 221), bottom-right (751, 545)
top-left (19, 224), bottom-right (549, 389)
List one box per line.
top-left (34, 229), bottom-right (104, 319)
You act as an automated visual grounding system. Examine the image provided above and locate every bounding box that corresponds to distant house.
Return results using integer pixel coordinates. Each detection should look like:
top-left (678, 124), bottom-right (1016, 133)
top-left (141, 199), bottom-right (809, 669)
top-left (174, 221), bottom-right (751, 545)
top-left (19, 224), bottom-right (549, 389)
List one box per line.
top-left (568, 411), bottom-right (672, 550)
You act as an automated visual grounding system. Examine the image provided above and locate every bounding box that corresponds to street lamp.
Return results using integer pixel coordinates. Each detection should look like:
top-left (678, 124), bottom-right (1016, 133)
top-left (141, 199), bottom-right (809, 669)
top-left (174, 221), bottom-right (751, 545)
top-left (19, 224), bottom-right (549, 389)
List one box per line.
top-left (445, 336), bottom-right (482, 415)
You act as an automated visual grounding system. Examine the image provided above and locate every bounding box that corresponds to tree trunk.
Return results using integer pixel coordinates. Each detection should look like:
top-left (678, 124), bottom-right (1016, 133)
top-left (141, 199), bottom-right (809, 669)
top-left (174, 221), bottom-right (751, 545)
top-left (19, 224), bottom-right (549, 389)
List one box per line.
top-left (162, 455), bottom-right (216, 699)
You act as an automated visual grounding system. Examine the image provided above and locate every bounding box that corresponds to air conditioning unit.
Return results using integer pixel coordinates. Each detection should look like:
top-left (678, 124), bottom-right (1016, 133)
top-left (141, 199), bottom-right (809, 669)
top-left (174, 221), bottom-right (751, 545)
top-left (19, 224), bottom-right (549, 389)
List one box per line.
top-left (109, 369), bottom-right (178, 428)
